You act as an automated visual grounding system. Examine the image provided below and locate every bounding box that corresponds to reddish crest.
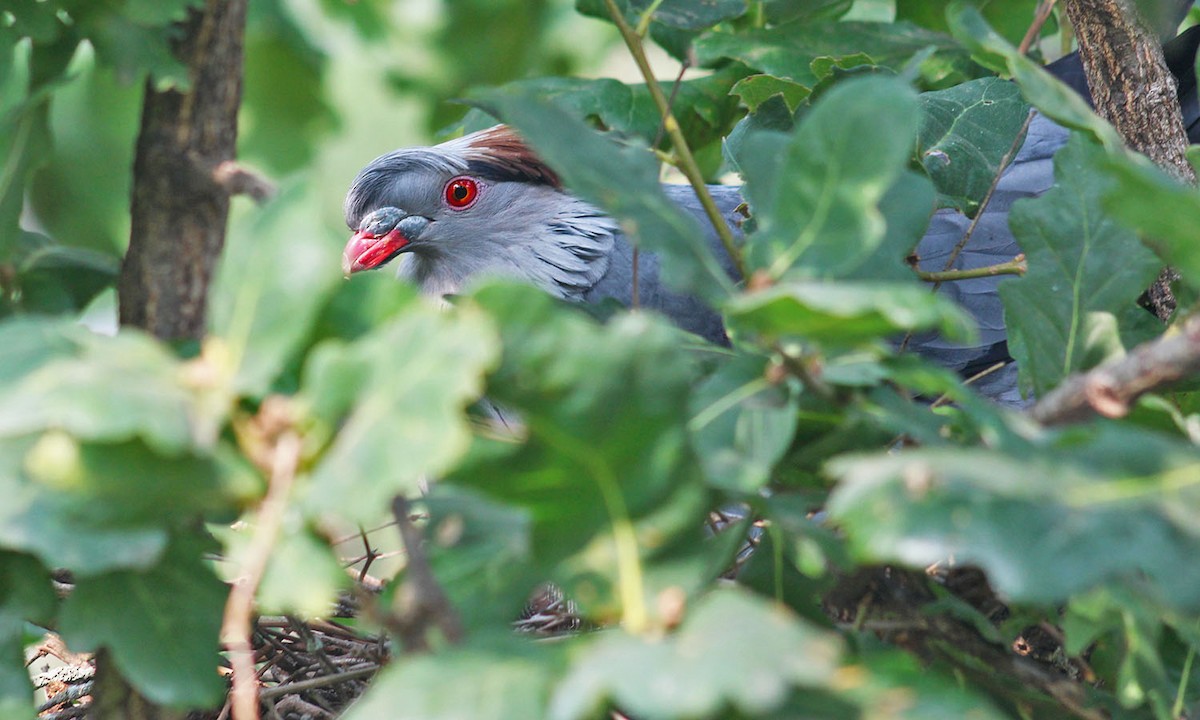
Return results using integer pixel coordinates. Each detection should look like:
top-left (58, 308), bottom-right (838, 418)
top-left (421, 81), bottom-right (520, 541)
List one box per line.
top-left (444, 176), bottom-right (479, 209)
top-left (462, 126), bottom-right (561, 188)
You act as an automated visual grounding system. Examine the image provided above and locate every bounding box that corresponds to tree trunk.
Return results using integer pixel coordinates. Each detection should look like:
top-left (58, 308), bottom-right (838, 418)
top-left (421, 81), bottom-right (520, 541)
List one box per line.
top-left (1063, 0), bottom-right (1195, 320)
top-left (1063, 0), bottom-right (1194, 181)
top-left (103, 1), bottom-right (248, 717)
top-left (118, 0), bottom-right (249, 340)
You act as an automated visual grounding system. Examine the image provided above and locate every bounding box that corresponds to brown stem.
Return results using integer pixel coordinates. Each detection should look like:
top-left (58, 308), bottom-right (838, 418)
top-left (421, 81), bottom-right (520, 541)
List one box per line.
top-left (1019, 0), bottom-right (1060, 55)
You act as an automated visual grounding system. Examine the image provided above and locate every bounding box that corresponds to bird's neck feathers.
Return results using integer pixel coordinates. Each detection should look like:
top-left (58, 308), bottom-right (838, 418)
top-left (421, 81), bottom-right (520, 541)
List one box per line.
top-left (398, 188), bottom-right (618, 301)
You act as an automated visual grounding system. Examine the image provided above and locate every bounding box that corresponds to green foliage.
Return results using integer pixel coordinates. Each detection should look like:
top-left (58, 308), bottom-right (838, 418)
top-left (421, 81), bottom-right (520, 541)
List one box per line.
top-left (59, 534), bottom-right (227, 706)
top-left (917, 77), bottom-right (1031, 215)
top-left (6, 2), bottom-right (1200, 719)
top-left (1001, 136), bottom-right (1163, 396)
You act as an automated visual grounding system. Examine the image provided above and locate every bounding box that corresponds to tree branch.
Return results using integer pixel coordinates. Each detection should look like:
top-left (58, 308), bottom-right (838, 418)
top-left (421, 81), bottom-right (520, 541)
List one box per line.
top-left (1031, 313), bottom-right (1200, 425)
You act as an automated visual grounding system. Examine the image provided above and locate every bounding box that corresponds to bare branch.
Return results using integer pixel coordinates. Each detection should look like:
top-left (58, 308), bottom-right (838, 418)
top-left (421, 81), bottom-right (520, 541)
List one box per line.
top-left (212, 160), bottom-right (276, 204)
top-left (1031, 313), bottom-right (1200, 424)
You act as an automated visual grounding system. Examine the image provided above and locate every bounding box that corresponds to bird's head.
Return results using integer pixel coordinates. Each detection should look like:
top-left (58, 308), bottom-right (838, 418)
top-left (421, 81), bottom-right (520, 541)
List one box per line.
top-left (342, 126), bottom-right (615, 299)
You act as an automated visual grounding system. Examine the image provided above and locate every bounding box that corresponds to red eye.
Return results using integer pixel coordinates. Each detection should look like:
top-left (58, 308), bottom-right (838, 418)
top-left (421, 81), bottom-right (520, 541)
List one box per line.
top-left (444, 177), bottom-right (479, 209)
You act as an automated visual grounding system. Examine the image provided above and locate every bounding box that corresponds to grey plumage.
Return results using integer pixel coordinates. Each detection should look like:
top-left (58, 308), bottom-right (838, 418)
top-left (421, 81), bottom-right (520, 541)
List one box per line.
top-left (344, 26), bottom-right (1200, 407)
top-left (341, 122), bottom-right (1056, 405)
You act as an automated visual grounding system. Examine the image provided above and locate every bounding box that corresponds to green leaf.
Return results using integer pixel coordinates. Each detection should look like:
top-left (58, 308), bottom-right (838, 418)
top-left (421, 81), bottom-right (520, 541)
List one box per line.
top-left (343, 642), bottom-right (555, 720)
top-left (1000, 135), bottom-right (1161, 396)
top-left (22, 435), bottom-right (227, 525)
top-left (76, 10), bottom-right (191, 87)
top-left (726, 280), bottom-right (976, 348)
top-left (850, 650), bottom-right (1012, 719)
top-left (422, 485), bottom-right (537, 632)
top-left (209, 180), bottom-right (345, 397)
top-left (842, 168), bottom-right (937, 282)
top-left (480, 72), bottom-right (742, 153)
top-left (303, 301), bottom-right (498, 524)
top-left (549, 588), bottom-right (843, 719)
top-left (741, 76), bottom-right (920, 278)
top-left (689, 353), bottom-right (798, 492)
top-left (827, 423), bottom-right (1200, 608)
top-left (30, 62), bottom-right (140, 256)
top-left (762, 0), bottom-right (854, 24)
top-left (694, 21), bottom-right (962, 87)
top-left (0, 319), bottom-right (198, 453)
top-left (946, 4), bottom-right (1122, 149)
top-left (255, 528), bottom-right (348, 617)
top-left (730, 74), bottom-right (810, 113)
top-left (0, 437), bottom-right (168, 573)
top-left (917, 77), bottom-right (1031, 215)
top-left (0, 552), bottom-right (55, 719)
top-left (452, 283), bottom-right (711, 619)
top-left (1099, 150), bottom-right (1200, 287)
top-left (9, 232), bottom-right (118, 315)
top-left (469, 86), bottom-right (736, 304)
top-left (638, 0), bottom-right (747, 29)
top-left (59, 533), bottom-right (226, 706)
top-left (898, 0), bottom-right (1042, 46)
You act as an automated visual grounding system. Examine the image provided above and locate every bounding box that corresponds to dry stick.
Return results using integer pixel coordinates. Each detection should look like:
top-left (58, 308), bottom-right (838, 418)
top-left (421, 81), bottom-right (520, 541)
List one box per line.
top-left (223, 431), bottom-right (302, 720)
top-left (1019, 0), bottom-right (1061, 55)
top-left (255, 667), bottom-right (376, 700)
top-left (603, 0), bottom-right (747, 280)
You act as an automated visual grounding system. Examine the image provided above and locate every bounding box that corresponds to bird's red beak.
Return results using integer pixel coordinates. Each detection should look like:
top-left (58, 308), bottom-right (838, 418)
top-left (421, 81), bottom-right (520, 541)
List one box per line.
top-left (342, 229), bottom-right (409, 276)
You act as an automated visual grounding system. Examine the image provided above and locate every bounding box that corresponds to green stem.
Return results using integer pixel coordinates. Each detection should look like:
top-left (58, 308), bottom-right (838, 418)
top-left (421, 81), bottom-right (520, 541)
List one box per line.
top-left (915, 255), bottom-right (1027, 283)
top-left (1174, 643), bottom-right (1196, 718)
top-left (635, 0), bottom-right (666, 36)
top-left (533, 419), bottom-right (648, 633)
top-left (603, 0), bottom-right (747, 280)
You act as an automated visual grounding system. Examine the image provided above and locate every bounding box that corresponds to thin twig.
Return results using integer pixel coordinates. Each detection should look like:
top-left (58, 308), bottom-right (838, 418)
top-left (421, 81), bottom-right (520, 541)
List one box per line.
top-left (914, 254), bottom-right (1027, 283)
top-left (900, 110), bottom-right (1035, 352)
top-left (934, 111), bottom-right (1035, 281)
top-left (634, 60), bottom-right (693, 311)
top-left (223, 431), bottom-right (302, 720)
top-left (930, 361), bottom-right (1009, 409)
top-left (1019, 0), bottom-right (1059, 56)
top-left (603, 0), bottom-right (747, 280)
top-left (257, 666), bottom-right (377, 701)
